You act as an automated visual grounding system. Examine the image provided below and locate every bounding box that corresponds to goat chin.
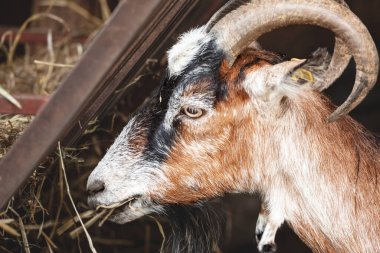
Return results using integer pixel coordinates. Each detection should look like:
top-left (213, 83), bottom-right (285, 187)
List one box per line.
top-left (106, 206), bottom-right (147, 224)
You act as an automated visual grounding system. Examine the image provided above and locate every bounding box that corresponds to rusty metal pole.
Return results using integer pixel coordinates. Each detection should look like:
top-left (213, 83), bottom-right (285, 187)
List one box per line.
top-left (0, 0), bottom-right (227, 209)
top-left (0, 0), bottom-right (196, 209)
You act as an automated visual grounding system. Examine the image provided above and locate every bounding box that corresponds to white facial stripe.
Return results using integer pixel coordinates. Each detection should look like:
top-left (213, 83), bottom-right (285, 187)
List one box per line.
top-left (167, 26), bottom-right (213, 77)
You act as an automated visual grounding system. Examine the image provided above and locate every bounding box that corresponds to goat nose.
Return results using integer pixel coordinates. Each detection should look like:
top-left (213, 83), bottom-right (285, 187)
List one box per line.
top-left (87, 180), bottom-right (105, 195)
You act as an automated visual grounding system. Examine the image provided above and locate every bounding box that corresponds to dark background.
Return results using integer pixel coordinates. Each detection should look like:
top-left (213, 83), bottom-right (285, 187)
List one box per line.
top-left (1, 1), bottom-right (378, 252)
top-left (116, 1), bottom-right (380, 251)
top-left (117, 1), bottom-right (380, 252)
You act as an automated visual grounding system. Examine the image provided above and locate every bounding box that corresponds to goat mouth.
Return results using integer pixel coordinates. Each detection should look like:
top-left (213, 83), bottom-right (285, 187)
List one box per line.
top-left (94, 195), bottom-right (145, 223)
top-left (96, 194), bottom-right (141, 210)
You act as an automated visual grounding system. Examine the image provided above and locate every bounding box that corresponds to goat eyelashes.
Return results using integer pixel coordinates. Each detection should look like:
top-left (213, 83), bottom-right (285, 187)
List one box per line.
top-left (87, 0), bottom-right (379, 252)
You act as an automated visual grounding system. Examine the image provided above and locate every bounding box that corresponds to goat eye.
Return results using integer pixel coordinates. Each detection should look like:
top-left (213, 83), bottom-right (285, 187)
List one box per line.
top-left (183, 106), bottom-right (203, 118)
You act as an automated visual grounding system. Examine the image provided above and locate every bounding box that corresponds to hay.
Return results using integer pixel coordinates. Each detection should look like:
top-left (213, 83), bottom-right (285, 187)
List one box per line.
top-left (0, 86), bottom-right (22, 108)
top-left (0, 1), bottom-right (165, 252)
top-left (0, 2), bottom-right (87, 159)
top-left (0, 33), bottom-right (83, 96)
top-left (58, 142), bottom-right (97, 253)
top-left (0, 115), bottom-right (32, 158)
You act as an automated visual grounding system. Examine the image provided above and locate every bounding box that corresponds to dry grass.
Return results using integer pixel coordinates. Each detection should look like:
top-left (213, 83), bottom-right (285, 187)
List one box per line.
top-left (0, 0), bottom-right (89, 161)
top-left (0, 114), bottom-right (32, 158)
top-left (0, 111), bottom-right (163, 253)
top-left (58, 142), bottom-right (97, 253)
top-left (0, 30), bottom-right (83, 96)
top-left (0, 1), bottom-right (165, 252)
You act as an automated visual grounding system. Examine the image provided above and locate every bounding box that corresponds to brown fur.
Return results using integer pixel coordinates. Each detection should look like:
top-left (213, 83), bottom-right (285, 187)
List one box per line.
top-left (285, 94), bottom-right (379, 253)
top-left (157, 50), bottom-right (287, 204)
top-left (152, 49), bottom-right (380, 252)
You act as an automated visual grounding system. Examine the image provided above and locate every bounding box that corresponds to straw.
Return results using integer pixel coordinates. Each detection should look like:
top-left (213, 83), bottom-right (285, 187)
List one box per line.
top-left (58, 142), bottom-right (98, 253)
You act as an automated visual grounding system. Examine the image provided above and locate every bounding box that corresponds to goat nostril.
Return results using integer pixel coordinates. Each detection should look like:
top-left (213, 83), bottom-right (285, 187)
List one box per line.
top-left (87, 180), bottom-right (105, 195)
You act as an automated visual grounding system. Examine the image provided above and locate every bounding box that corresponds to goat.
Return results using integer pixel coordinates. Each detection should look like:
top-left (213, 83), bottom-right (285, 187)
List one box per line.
top-left (87, 0), bottom-right (379, 252)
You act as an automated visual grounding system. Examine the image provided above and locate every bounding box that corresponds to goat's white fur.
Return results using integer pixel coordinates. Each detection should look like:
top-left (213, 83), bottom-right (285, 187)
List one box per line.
top-left (167, 26), bottom-right (212, 77)
top-left (86, 117), bottom-right (166, 222)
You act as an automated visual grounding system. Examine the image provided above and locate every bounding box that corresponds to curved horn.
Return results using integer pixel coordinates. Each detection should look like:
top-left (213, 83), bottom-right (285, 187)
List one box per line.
top-left (206, 1), bottom-right (264, 50)
top-left (211, 0), bottom-right (379, 122)
top-left (207, 0), bottom-right (352, 91)
top-left (205, 0), bottom-right (247, 32)
top-left (319, 37), bottom-right (351, 91)
top-left (319, 0), bottom-right (351, 91)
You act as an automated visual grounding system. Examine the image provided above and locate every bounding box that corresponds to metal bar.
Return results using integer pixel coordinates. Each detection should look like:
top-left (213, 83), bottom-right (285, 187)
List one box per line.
top-left (65, 0), bottom-right (226, 142)
top-left (0, 95), bottom-right (49, 115)
top-left (63, 0), bottom-right (202, 145)
top-left (0, 0), bottom-right (162, 208)
top-left (0, 0), bottom-right (226, 209)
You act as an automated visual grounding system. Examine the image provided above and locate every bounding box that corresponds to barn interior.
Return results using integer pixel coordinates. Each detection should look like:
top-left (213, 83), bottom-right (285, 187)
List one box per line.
top-left (0, 1), bottom-right (379, 252)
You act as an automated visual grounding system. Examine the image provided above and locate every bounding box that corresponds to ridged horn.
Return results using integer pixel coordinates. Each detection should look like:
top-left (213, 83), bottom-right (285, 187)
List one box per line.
top-left (211, 0), bottom-right (378, 122)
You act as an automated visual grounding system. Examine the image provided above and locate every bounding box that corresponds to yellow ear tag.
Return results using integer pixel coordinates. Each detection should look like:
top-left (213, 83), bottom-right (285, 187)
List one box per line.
top-left (291, 68), bottom-right (315, 84)
top-left (289, 58), bottom-right (315, 84)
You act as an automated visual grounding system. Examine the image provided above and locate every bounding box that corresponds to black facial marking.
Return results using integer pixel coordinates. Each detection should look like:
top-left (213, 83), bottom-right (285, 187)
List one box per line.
top-left (143, 38), bottom-right (226, 162)
top-left (257, 231), bottom-right (264, 241)
top-left (174, 39), bottom-right (227, 102)
top-left (144, 72), bottom-right (180, 162)
top-left (262, 243), bottom-right (277, 253)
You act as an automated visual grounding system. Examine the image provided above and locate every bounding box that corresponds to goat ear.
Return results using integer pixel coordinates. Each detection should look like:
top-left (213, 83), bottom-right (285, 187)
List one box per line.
top-left (286, 48), bottom-right (331, 90)
top-left (242, 48), bottom-right (330, 103)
